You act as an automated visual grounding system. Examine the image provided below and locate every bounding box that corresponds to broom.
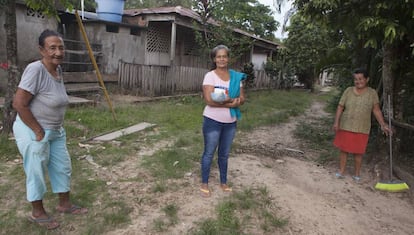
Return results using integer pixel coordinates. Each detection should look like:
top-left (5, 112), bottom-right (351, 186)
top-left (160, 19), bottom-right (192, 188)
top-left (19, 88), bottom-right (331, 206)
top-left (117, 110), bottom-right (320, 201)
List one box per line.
top-left (375, 95), bottom-right (410, 192)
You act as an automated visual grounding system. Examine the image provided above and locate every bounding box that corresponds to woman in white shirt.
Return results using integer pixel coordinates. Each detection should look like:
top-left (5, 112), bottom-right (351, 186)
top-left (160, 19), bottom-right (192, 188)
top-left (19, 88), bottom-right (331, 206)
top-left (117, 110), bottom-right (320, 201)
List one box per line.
top-left (199, 45), bottom-right (246, 197)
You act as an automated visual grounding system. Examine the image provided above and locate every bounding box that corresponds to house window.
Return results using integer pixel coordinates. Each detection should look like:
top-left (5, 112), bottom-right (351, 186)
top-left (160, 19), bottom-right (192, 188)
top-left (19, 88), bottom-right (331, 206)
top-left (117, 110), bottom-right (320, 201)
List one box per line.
top-left (146, 24), bottom-right (170, 53)
top-left (106, 25), bottom-right (119, 33)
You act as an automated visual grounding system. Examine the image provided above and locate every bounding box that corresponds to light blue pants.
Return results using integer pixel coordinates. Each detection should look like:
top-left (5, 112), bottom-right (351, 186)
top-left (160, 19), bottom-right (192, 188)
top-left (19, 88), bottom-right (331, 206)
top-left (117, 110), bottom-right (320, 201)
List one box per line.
top-left (13, 117), bottom-right (72, 202)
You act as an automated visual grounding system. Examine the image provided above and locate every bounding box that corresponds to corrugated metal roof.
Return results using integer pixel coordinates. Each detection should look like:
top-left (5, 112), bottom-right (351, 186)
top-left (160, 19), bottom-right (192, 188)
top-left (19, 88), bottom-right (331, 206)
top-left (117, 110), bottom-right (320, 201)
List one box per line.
top-left (124, 6), bottom-right (280, 48)
top-left (124, 6), bottom-right (200, 20)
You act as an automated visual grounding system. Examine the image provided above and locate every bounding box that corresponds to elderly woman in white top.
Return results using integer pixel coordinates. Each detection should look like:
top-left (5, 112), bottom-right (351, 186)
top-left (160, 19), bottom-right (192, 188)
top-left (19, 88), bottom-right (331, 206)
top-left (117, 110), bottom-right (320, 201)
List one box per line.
top-left (13, 29), bottom-right (87, 230)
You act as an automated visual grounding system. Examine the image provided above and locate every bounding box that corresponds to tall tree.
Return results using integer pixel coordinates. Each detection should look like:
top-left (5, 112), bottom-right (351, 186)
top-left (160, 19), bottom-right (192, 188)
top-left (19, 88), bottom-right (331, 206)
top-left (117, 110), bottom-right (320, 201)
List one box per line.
top-left (0, 0), bottom-right (73, 135)
top-left (294, 0), bottom-right (414, 156)
top-left (2, 0), bottom-right (19, 135)
top-left (282, 13), bottom-right (336, 89)
top-left (193, 0), bottom-right (254, 66)
top-left (210, 0), bottom-right (278, 40)
top-left (295, 0), bottom-right (414, 118)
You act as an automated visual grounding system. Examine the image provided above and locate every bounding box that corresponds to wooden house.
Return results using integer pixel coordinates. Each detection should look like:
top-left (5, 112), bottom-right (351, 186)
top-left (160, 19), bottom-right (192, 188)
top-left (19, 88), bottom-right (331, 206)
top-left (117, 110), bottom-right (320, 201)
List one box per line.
top-left (123, 6), bottom-right (280, 70)
top-left (1, 4), bottom-right (279, 96)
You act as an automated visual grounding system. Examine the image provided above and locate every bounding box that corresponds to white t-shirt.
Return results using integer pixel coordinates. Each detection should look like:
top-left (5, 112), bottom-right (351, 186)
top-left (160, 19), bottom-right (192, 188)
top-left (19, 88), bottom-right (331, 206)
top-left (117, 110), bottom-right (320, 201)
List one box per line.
top-left (18, 60), bottom-right (69, 129)
top-left (202, 70), bottom-right (237, 123)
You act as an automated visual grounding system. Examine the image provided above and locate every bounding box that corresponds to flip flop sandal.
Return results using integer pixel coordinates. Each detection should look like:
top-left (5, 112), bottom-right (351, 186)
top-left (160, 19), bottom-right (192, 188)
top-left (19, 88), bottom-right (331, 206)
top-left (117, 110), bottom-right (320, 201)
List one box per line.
top-left (200, 188), bottom-right (211, 198)
top-left (28, 215), bottom-right (60, 230)
top-left (56, 205), bottom-right (88, 215)
top-left (352, 176), bottom-right (361, 182)
top-left (220, 184), bottom-right (232, 192)
top-left (335, 173), bottom-right (345, 179)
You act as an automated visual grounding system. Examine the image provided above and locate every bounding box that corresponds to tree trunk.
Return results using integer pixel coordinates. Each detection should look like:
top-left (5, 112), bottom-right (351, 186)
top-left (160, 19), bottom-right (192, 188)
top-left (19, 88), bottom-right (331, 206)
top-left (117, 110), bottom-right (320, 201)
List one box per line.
top-left (393, 45), bottom-right (404, 122)
top-left (2, 0), bottom-right (19, 135)
top-left (381, 43), bottom-right (402, 158)
top-left (381, 43), bottom-right (394, 119)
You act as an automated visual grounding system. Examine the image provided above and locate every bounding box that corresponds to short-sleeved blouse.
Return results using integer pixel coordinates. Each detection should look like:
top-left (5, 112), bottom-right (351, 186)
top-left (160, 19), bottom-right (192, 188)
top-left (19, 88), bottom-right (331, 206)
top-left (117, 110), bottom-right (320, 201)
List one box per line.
top-left (202, 71), bottom-right (237, 123)
top-left (339, 87), bottom-right (379, 134)
top-left (18, 60), bottom-right (69, 129)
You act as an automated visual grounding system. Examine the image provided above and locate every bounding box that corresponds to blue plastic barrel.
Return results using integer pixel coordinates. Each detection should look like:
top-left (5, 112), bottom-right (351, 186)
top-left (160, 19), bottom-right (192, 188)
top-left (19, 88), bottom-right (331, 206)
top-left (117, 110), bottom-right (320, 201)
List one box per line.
top-left (95, 0), bottom-right (125, 23)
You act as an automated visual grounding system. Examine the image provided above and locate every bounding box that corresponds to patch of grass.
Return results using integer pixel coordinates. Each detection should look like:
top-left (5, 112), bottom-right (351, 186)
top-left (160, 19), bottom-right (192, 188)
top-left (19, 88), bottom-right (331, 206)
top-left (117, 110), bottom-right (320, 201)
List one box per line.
top-left (295, 120), bottom-right (333, 146)
top-left (103, 201), bottom-right (132, 226)
top-left (217, 200), bottom-right (242, 233)
top-left (71, 176), bottom-right (106, 206)
top-left (152, 181), bottom-right (167, 193)
top-left (152, 203), bottom-right (179, 232)
top-left (0, 135), bottom-right (19, 161)
top-left (1, 90), bottom-right (319, 234)
top-left (153, 218), bottom-right (168, 232)
top-left (191, 186), bottom-right (288, 235)
top-left (162, 204), bottom-right (179, 225)
top-left (142, 147), bottom-right (200, 180)
top-left (261, 210), bottom-right (288, 232)
top-left (294, 116), bottom-right (337, 164)
top-left (192, 218), bottom-right (219, 235)
top-left (89, 142), bottom-right (134, 167)
top-left (239, 90), bottom-right (312, 131)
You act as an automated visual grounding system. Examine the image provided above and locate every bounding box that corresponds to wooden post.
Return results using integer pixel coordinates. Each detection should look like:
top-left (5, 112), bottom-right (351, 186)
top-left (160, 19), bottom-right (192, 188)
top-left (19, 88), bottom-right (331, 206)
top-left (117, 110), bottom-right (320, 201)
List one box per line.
top-left (170, 22), bottom-right (176, 64)
top-left (74, 10), bottom-right (116, 120)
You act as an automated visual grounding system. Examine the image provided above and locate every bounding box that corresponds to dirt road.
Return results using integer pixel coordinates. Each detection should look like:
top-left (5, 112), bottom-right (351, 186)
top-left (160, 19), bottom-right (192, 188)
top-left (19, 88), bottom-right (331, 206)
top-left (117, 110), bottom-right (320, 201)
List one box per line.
top-left (105, 100), bottom-right (414, 235)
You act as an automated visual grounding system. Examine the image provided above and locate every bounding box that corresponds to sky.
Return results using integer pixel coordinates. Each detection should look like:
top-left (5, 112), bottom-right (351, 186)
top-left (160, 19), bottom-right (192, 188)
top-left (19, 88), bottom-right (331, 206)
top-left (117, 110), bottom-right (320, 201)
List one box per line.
top-left (257, 0), bottom-right (293, 39)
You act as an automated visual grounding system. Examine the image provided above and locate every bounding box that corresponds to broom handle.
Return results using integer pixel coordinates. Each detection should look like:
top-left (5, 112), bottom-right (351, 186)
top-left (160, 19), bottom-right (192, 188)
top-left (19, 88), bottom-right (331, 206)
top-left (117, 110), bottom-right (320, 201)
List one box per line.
top-left (388, 95), bottom-right (393, 181)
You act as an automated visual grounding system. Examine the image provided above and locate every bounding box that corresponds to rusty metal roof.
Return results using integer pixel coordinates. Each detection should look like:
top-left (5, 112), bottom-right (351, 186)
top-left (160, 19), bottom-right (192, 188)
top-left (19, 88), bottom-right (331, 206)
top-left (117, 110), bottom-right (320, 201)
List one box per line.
top-left (124, 6), bottom-right (201, 20)
top-left (124, 6), bottom-right (279, 48)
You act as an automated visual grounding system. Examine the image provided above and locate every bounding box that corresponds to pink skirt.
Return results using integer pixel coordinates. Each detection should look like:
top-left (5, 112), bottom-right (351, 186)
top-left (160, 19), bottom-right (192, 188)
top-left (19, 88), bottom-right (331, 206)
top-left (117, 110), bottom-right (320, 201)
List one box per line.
top-left (333, 129), bottom-right (369, 154)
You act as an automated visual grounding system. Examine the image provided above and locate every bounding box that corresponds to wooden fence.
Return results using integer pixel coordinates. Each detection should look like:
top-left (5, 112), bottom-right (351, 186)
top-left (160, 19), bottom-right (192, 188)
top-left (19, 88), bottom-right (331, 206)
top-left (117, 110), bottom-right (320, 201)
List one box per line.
top-left (118, 61), bottom-right (274, 96)
top-left (254, 70), bottom-right (273, 89)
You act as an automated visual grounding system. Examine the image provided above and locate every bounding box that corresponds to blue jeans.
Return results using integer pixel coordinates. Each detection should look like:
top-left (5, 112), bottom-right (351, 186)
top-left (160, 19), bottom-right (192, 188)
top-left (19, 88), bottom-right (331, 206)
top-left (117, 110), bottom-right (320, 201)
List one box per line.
top-left (201, 116), bottom-right (237, 184)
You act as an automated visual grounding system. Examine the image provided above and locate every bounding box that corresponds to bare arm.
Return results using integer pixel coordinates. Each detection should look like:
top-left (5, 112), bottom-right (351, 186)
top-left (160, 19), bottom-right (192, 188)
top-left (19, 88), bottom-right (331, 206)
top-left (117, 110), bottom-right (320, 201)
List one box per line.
top-left (332, 105), bottom-right (344, 132)
top-left (12, 88), bottom-right (44, 141)
top-left (372, 103), bottom-right (391, 135)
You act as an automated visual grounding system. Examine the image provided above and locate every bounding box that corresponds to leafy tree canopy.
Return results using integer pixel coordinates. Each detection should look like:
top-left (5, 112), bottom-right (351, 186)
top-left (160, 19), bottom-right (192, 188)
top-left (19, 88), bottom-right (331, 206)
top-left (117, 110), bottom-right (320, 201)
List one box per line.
top-left (294, 0), bottom-right (414, 50)
top-left (282, 13), bottom-right (337, 88)
top-left (210, 0), bottom-right (279, 40)
top-left (68, 0), bottom-right (96, 12)
top-left (24, 0), bottom-right (73, 16)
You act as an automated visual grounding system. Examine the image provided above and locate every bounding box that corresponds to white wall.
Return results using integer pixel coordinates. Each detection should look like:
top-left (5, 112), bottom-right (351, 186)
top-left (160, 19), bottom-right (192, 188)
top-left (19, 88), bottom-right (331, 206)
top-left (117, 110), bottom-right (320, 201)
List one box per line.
top-left (252, 53), bottom-right (268, 70)
top-left (0, 4), bottom-right (57, 92)
top-left (82, 22), bottom-right (145, 74)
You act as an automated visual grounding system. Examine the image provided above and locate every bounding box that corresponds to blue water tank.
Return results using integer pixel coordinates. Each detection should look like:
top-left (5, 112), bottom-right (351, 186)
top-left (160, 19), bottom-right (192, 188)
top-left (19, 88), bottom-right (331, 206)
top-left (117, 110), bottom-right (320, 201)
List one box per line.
top-left (95, 0), bottom-right (125, 23)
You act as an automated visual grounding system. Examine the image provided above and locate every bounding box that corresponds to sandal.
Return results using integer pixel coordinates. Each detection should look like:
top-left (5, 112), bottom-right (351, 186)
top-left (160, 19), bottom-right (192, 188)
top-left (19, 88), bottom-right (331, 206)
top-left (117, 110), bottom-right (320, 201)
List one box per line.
top-left (335, 173), bottom-right (345, 179)
top-left (56, 205), bottom-right (88, 215)
top-left (352, 176), bottom-right (361, 182)
top-left (200, 188), bottom-right (211, 198)
top-left (220, 184), bottom-right (232, 192)
top-left (28, 215), bottom-right (60, 230)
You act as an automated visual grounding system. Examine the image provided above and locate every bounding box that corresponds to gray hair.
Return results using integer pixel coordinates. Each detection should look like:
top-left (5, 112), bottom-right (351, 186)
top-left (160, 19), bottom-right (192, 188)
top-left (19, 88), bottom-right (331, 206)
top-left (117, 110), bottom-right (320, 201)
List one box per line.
top-left (210, 45), bottom-right (230, 60)
top-left (210, 45), bottom-right (230, 70)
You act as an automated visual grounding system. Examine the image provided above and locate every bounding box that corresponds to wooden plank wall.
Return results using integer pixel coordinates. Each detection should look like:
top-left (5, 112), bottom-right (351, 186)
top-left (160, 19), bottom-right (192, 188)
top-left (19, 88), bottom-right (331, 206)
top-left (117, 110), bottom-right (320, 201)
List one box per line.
top-left (119, 62), bottom-right (273, 96)
top-left (254, 70), bottom-right (273, 88)
top-left (119, 62), bottom-right (208, 96)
